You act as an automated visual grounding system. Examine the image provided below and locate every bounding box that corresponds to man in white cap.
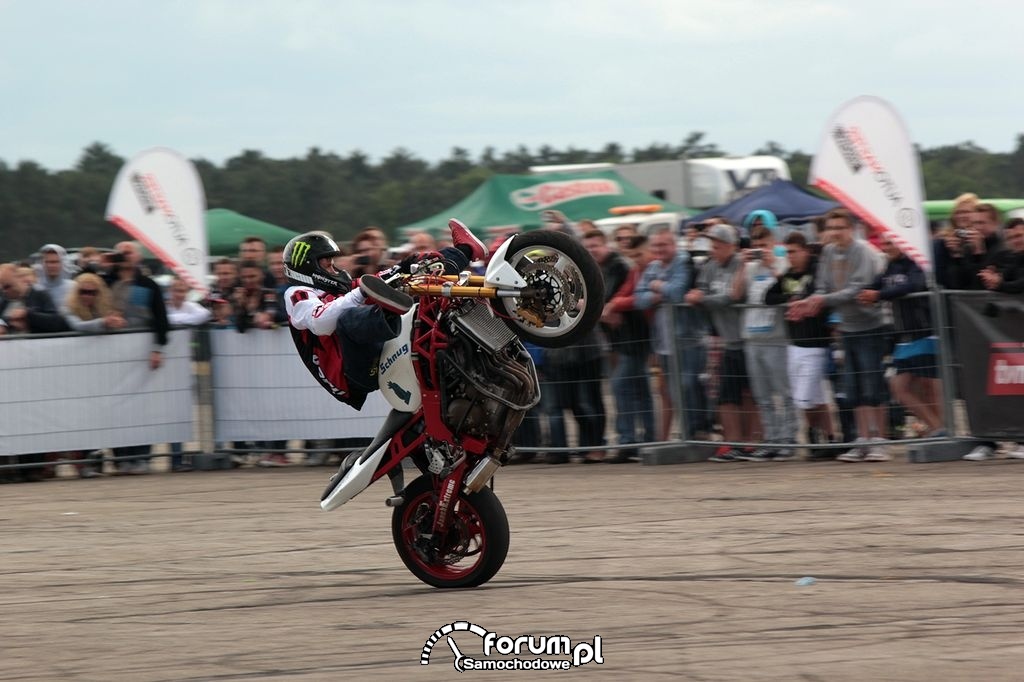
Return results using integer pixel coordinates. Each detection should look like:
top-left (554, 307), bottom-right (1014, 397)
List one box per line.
top-left (685, 224), bottom-right (760, 461)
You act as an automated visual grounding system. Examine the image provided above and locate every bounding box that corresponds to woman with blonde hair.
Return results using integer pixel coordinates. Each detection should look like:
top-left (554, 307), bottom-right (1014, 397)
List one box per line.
top-left (60, 274), bottom-right (126, 478)
top-left (936, 192), bottom-right (981, 288)
top-left (64, 273), bottom-right (125, 332)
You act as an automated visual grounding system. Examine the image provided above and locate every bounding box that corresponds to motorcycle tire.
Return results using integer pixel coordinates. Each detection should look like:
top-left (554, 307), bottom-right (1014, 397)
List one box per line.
top-left (494, 230), bottom-right (605, 348)
top-left (392, 474), bottom-right (510, 588)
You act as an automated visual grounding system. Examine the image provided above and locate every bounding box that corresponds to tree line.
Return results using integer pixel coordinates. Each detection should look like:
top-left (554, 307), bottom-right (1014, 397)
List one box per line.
top-left (2, 132), bottom-right (1024, 263)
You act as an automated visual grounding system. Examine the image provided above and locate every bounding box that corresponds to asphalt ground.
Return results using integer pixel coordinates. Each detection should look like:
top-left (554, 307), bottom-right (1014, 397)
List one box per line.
top-left (3, 458), bottom-right (1024, 681)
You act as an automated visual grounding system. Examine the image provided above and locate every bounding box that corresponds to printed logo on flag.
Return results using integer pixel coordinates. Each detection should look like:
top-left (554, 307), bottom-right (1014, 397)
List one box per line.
top-left (832, 126), bottom-right (863, 174)
top-left (130, 172), bottom-right (157, 213)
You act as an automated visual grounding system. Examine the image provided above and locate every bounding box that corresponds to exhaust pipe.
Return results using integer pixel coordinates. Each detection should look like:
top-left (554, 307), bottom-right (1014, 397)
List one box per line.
top-left (463, 455), bottom-right (501, 494)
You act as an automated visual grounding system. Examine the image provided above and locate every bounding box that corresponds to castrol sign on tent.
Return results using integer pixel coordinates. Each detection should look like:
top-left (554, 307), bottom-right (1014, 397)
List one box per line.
top-left (396, 170), bottom-right (689, 238)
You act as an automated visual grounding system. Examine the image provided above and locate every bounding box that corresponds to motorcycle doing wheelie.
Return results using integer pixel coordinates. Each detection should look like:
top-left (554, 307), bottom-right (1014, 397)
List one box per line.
top-left (319, 228), bottom-right (604, 588)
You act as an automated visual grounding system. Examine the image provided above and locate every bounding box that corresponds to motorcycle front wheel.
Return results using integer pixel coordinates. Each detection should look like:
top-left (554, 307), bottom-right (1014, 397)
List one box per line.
top-left (495, 230), bottom-right (605, 348)
top-left (392, 474), bottom-right (510, 588)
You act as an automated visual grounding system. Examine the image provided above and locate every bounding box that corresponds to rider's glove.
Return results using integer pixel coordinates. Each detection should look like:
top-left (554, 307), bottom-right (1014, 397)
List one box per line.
top-left (398, 251), bottom-right (447, 275)
top-left (376, 264), bottom-right (403, 282)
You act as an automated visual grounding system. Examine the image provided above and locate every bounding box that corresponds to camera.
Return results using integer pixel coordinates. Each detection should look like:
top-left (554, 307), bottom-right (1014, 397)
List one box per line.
top-left (955, 229), bottom-right (972, 239)
top-left (354, 254), bottom-right (372, 267)
top-left (690, 221), bottom-right (708, 232)
top-left (748, 248), bottom-right (764, 261)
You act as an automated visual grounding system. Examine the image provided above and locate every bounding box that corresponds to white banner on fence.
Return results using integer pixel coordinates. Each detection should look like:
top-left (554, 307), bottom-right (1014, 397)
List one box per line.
top-left (0, 331), bottom-right (193, 455)
top-left (209, 328), bottom-right (390, 442)
top-left (809, 95), bottom-right (931, 272)
top-left (106, 147), bottom-right (210, 294)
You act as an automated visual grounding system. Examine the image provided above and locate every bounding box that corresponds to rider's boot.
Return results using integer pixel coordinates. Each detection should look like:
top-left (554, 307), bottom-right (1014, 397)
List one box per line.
top-left (359, 274), bottom-right (413, 315)
top-left (321, 451), bottom-right (362, 500)
top-left (448, 218), bottom-right (488, 261)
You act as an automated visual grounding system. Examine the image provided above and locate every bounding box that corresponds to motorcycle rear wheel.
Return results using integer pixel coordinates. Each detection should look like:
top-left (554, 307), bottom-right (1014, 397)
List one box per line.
top-left (495, 230), bottom-right (605, 348)
top-left (392, 474), bottom-right (510, 588)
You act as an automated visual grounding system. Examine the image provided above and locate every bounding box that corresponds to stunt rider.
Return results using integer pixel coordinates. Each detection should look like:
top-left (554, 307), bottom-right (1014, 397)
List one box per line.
top-left (283, 219), bottom-right (488, 410)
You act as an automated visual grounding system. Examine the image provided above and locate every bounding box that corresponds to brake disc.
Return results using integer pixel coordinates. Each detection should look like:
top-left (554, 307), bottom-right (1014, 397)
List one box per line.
top-left (515, 259), bottom-right (579, 325)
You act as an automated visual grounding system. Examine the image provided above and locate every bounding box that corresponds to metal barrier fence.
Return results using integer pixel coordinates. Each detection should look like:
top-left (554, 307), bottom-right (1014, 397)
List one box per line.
top-left (1, 290), bottom-right (1021, 476)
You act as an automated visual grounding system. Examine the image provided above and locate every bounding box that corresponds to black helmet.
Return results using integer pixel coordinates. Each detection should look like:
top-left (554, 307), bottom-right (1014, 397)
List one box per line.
top-left (283, 231), bottom-right (352, 295)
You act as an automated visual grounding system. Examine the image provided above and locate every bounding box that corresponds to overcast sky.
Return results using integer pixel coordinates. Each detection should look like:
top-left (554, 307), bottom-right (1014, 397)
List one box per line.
top-left (2, 0), bottom-right (1022, 171)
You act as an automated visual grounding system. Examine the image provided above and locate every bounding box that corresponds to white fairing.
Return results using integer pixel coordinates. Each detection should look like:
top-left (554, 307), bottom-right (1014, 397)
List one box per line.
top-left (378, 307), bottom-right (421, 412)
top-left (484, 237), bottom-right (527, 288)
top-left (320, 441), bottom-right (388, 511)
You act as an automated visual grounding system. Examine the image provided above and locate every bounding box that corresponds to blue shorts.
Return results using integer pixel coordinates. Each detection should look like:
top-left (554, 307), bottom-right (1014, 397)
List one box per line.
top-left (840, 327), bottom-right (892, 407)
top-left (893, 337), bottom-right (938, 379)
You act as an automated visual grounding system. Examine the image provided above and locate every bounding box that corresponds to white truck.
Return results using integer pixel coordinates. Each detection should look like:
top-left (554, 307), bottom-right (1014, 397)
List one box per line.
top-left (530, 156), bottom-right (790, 210)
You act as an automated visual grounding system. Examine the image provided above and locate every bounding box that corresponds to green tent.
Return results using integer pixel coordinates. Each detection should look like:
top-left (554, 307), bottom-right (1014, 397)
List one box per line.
top-left (925, 199), bottom-right (1024, 222)
top-left (205, 208), bottom-right (300, 256)
top-left (398, 170), bottom-right (689, 236)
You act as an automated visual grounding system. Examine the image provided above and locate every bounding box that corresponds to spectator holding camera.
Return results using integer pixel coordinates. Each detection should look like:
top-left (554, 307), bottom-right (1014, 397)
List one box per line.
top-left (348, 228), bottom-right (387, 278)
top-left (945, 202), bottom-right (1005, 289)
top-left (735, 225), bottom-right (795, 460)
top-left (232, 260), bottom-right (278, 332)
top-left (934, 193), bottom-right (977, 288)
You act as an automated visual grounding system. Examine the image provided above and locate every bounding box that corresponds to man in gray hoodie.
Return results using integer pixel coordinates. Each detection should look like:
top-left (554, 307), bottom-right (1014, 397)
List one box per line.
top-left (36, 244), bottom-right (74, 314)
top-left (789, 208), bottom-right (890, 462)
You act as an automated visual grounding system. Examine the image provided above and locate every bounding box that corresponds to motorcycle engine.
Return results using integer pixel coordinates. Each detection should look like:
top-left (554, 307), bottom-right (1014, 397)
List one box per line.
top-left (440, 303), bottom-right (539, 446)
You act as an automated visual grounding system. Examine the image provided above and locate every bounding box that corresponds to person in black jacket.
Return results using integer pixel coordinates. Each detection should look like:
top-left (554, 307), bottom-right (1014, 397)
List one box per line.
top-left (978, 218), bottom-right (1024, 294)
top-left (0, 262), bottom-right (71, 481)
top-left (0, 262), bottom-right (70, 335)
top-left (857, 236), bottom-right (944, 438)
top-left (979, 219), bottom-right (1024, 460)
top-left (600, 234), bottom-right (655, 463)
top-left (765, 232), bottom-right (836, 458)
top-left (107, 242), bottom-right (171, 474)
top-left (942, 202), bottom-right (1005, 289)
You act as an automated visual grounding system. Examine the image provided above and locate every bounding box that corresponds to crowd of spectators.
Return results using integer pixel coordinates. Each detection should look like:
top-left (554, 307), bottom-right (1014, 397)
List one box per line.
top-left (3, 197), bottom-right (1023, 481)
top-left (512, 198), bottom-right (1024, 465)
top-left (0, 227), bottom-right (450, 482)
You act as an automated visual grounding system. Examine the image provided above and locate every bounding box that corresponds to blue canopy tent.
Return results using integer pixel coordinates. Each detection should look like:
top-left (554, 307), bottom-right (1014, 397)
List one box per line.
top-left (685, 179), bottom-right (839, 228)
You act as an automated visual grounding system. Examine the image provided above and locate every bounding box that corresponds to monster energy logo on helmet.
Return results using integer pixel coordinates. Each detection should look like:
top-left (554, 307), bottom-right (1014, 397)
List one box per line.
top-left (290, 241), bottom-right (312, 267)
